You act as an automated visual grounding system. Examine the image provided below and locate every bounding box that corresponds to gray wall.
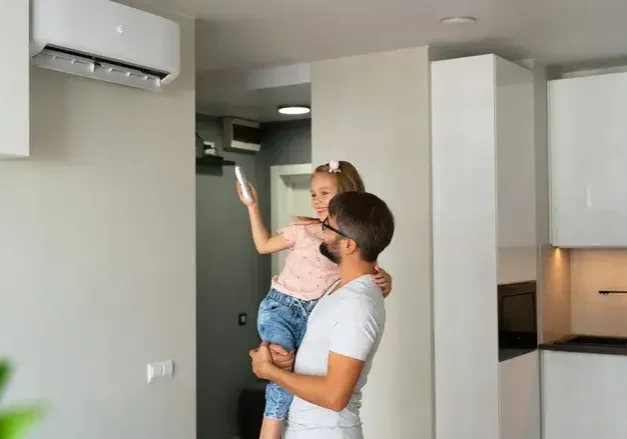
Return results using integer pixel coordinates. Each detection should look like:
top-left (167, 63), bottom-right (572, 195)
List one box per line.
top-left (256, 119), bottom-right (313, 229)
top-left (257, 119), bottom-right (313, 166)
top-left (196, 116), bottom-right (311, 439)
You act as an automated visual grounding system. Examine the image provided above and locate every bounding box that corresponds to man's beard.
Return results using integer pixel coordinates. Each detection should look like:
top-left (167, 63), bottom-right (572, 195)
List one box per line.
top-left (319, 242), bottom-right (341, 264)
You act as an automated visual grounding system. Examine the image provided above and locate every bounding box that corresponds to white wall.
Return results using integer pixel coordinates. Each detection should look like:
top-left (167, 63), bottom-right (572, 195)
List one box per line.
top-left (523, 60), bottom-right (569, 342)
top-left (495, 57), bottom-right (536, 285)
top-left (0, 0), bottom-right (29, 157)
top-left (311, 47), bottom-right (433, 439)
top-left (517, 60), bottom-right (572, 344)
top-left (0, 12), bottom-right (196, 439)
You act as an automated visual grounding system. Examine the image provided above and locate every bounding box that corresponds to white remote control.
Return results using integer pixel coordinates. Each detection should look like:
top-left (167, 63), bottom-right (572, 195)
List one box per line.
top-left (235, 166), bottom-right (254, 204)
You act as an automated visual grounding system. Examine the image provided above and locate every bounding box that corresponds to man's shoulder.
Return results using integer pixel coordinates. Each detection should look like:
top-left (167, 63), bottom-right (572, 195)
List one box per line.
top-left (335, 275), bottom-right (384, 309)
top-left (341, 275), bottom-right (381, 295)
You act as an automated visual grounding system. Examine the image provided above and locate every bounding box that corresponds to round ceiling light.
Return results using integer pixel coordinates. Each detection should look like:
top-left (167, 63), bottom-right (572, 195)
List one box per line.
top-left (278, 105), bottom-right (311, 115)
top-left (440, 16), bottom-right (478, 25)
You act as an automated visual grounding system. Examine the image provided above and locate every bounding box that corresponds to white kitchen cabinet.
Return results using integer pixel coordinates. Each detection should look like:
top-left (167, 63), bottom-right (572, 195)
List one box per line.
top-left (542, 350), bottom-right (627, 439)
top-left (0, 0), bottom-right (30, 158)
top-left (499, 351), bottom-right (541, 439)
top-left (549, 72), bottom-right (627, 247)
top-left (432, 54), bottom-right (535, 439)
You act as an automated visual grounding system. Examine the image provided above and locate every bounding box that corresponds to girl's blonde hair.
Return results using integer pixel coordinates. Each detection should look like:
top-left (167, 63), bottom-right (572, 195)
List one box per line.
top-left (314, 161), bottom-right (365, 193)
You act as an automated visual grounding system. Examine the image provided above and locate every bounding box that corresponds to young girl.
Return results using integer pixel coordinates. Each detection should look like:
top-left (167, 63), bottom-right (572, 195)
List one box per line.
top-left (237, 160), bottom-right (393, 439)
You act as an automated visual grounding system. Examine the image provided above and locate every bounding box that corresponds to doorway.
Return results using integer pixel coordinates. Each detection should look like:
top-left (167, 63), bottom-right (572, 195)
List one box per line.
top-left (270, 163), bottom-right (313, 275)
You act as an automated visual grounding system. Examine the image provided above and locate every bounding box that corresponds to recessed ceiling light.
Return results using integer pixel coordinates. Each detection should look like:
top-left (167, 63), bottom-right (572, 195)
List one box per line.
top-left (278, 105), bottom-right (311, 115)
top-left (440, 16), bottom-right (478, 25)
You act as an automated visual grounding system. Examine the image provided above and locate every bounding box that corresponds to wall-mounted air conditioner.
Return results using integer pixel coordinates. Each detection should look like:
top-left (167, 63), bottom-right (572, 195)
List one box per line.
top-left (223, 118), bottom-right (261, 153)
top-left (30, 0), bottom-right (181, 92)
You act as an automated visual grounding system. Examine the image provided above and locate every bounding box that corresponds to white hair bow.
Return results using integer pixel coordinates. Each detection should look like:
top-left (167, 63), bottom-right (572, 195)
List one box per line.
top-left (328, 160), bottom-right (341, 173)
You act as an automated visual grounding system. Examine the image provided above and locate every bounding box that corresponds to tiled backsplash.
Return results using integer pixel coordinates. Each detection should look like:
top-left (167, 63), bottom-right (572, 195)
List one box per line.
top-left (570, 250), bottom-right (627, 336)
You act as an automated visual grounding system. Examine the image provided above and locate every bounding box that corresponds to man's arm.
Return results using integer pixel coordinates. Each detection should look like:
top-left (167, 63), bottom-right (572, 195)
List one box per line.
top-left (251, 296), bottom-right (381, 412)
top-left (265, 351), bottom-right (364, 412)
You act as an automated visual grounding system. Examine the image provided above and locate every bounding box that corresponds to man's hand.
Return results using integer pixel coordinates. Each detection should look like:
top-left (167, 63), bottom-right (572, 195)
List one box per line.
top-left (249, 342), bottom-right (276, 380)
top-left (269, 344), bottom-right (295, 371)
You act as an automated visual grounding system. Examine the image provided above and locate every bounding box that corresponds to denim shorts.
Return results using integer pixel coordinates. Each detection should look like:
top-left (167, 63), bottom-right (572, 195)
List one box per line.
top-left (258, 289), bottom-right (318, 420)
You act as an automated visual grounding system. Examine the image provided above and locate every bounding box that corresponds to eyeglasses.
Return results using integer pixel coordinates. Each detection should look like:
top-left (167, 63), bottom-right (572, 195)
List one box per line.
top-left (322, 217), bottom-right (351, 239)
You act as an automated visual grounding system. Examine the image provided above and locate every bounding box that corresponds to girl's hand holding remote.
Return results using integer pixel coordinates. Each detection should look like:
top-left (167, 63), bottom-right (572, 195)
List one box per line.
top-left (236, 181), bottom-right (258, 206)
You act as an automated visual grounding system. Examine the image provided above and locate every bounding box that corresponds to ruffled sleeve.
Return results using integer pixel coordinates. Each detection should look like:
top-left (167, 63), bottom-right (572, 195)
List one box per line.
top-left (278, 224), bottom-right (303, 249)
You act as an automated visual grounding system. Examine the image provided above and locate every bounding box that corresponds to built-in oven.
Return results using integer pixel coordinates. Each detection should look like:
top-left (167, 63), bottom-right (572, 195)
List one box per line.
top-left (498, 280), bottom-right (537, 361)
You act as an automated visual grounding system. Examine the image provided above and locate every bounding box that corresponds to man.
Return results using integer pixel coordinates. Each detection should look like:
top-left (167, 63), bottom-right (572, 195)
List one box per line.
top-left (249, 191), bottom-right (395, 438)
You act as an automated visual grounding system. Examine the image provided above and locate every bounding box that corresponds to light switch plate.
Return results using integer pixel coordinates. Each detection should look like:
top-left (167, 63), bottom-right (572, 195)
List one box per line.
top-left (147, 360), bottom-right (174, 383)
top-left (238, 313), bottom-right (247, 326)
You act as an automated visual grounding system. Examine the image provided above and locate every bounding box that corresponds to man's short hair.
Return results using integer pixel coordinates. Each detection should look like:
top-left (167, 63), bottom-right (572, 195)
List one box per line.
top-left (328, 191), bottom-right (395, 262)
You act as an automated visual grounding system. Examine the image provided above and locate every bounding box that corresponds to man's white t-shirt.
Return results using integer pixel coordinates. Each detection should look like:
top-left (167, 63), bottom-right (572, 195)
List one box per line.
top-left (285, 274), bottom-right (386, 439)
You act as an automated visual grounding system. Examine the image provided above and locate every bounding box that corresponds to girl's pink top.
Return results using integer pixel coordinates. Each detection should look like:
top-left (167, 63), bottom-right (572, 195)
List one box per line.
top-left (270, 223), bottom-right (340, 301)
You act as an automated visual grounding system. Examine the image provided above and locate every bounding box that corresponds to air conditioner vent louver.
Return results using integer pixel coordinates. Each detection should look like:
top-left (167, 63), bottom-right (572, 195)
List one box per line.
top-left (32, 47), bottom-right (164, 91)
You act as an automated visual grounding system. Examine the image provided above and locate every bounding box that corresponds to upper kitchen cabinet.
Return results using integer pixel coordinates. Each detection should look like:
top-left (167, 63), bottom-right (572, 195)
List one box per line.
top-left (1, 0), bottom-right (30, 158)
top-left (549, 72), bottom-right (627, 247)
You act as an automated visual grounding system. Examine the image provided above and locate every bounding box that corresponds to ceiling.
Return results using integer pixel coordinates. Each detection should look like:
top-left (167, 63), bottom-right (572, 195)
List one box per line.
top-left (136, 0), bottom-right (627, 121)
top-left (196, 81), bottom-right (310, 122)
top-left (195, 63), bottom-right (312, 122)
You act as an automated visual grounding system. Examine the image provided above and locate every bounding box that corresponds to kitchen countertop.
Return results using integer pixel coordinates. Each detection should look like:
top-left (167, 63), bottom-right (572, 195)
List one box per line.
top-left (499, 329), bottom-right (538, 362)
top-left (499, 347), bottom-right (537, 362)
top-left (539, 334), bottom-right (627, 356)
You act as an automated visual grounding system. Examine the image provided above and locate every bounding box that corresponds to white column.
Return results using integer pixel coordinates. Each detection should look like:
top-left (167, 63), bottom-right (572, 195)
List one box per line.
top-left (431, 54), bottom-right (536, 439)
top-left (432, 54), bottom-right (500, 439)
top-left (311, 47), bottom-right (433, 439)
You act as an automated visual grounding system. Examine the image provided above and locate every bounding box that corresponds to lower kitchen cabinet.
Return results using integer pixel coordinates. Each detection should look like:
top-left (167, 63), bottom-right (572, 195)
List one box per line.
top-left (542, 349), bottom-right (627, 439)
